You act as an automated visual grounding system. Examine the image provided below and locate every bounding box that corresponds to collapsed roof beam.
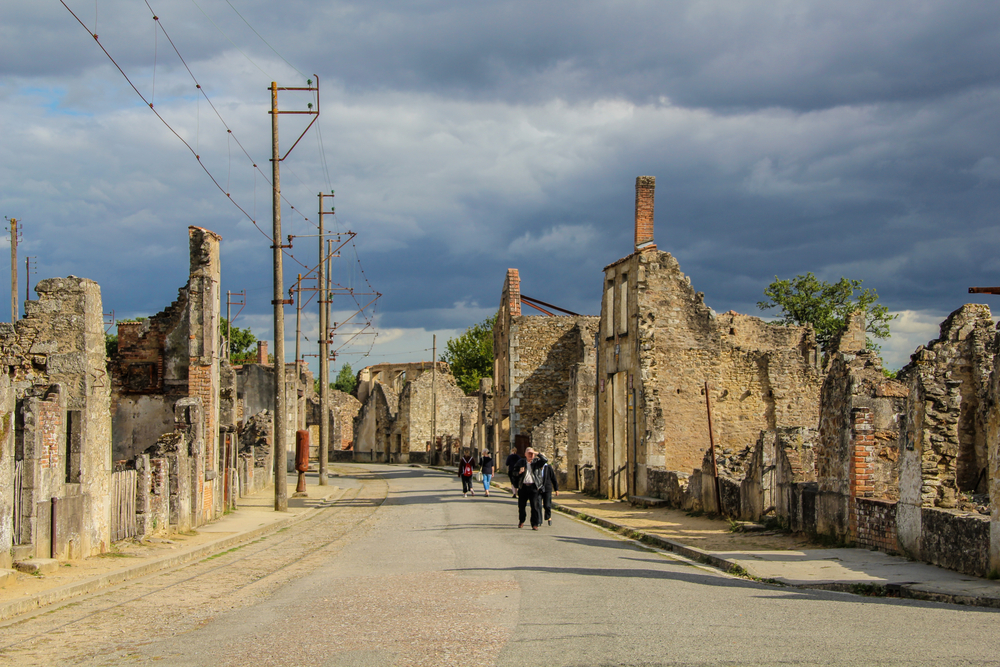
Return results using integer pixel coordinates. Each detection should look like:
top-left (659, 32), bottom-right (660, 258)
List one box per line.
top-left (520, 294), bottom-right (580, 317)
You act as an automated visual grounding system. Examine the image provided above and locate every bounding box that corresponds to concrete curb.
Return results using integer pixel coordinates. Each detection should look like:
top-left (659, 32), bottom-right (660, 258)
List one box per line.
top-left (0, 487), bottom-right (348, 622)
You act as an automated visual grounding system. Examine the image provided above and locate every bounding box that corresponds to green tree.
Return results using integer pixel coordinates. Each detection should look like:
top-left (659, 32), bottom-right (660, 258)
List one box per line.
top-left (442, 314), bottom-right (495, 395)
top-left (333, 363), bottom-right (357, 394)
top-left (105, 333), bottom-right (118, 359)
top-left (757, 272), bottom-right (897, 351)
top-left (221, 318), bottom-right (256, 358)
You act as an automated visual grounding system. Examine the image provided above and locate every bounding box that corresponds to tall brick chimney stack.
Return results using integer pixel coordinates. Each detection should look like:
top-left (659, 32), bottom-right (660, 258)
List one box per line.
top-left (257, 340), bottom-right (269, 365)
top-left (634, 175), bottom-right (656, 250)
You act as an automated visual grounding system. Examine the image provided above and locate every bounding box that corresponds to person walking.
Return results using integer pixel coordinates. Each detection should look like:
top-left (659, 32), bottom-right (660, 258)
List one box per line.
top-left (541, 459), bottom-right (559, 526)
top-left (480, 449), bottom-right (494, 497)
top-left (515, 448), bottom-right (547, 530)
top-left (505, 449), bottom-right (520, 498)
top-left (459, 448), bottom-right (475, 497)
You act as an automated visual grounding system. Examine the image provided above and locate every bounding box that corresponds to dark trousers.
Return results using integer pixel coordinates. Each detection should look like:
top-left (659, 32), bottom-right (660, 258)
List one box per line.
top-left (517, 485), bottom-right (542, 527)
top-left (461, 475), bottom-right (473, 493)
top-left (542, 489), bottom-right (553, 520)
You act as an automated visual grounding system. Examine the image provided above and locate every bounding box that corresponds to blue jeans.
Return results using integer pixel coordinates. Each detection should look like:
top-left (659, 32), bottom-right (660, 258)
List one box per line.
top-left (482, 473), bottom-right (493, 492)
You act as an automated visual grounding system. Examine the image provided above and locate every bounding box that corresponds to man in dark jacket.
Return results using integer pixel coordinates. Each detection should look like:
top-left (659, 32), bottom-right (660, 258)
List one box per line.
top-left (514, 448), bottom-right (547, 530)
top-left (541, 460), bottom-right (559, 526)
top-left (505, 449), bottom-right (521, 497)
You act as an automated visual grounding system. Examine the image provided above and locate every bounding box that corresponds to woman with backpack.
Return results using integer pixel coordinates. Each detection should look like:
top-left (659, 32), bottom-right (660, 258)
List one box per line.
top-left (459, 448), bottom-right (476, 497)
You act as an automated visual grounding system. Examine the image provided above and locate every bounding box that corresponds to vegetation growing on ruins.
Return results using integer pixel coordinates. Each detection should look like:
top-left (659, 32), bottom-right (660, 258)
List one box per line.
top-left (221, 318), bottom-right (257, 363)
top-left (757, 273), bottom-right (897, 352)
top-left (333, 363), bottom-right (358, 394)
top-left (442, 314), bottom-right (495, 395)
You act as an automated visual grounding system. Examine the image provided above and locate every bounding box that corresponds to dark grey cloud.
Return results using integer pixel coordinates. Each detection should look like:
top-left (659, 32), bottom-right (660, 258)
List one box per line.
top-left (2, 0), bottom-right (999, 373)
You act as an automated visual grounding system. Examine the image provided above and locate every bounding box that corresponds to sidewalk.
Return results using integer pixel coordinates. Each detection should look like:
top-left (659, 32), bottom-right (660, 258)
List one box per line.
top-left (479, 470), bottom-right (1000, 608)
top-left (0, 478), bottom-right (345, 622)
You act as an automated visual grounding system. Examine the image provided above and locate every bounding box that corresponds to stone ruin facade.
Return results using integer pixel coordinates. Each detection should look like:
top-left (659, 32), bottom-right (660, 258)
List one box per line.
top-left (0, 276), bottom-right (111, 566)
top-left (492, 268), bottom-right (599, 488)
top-left (109, 227), bottom-right (225, 529)
top-left (353, 361), bottom-right (477, 464)
top-left (596, 176), bottom-right (823, 500)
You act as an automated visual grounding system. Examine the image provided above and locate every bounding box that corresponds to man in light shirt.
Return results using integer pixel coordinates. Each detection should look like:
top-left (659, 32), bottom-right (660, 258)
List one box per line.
top-left (515, 447), bottom-right (547, 530)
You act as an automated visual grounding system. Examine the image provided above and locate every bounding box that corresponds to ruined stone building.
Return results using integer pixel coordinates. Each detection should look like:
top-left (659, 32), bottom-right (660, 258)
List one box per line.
top-left (597, 176), bottom-right (823, 499)
top-left (354, 361), bottom-right (476, 463)
top-left (492, 269), bottom-right (599, 488)
top-left (897, 305), bottom-right (996, 575)
top-left (0, 276), bottom-right (111, 566)
top-left (109, 227), bottom-right (224, 528)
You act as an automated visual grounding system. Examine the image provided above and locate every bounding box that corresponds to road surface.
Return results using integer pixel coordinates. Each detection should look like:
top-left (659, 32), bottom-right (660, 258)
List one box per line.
top-left (1, 464), bottom-right (998, 666)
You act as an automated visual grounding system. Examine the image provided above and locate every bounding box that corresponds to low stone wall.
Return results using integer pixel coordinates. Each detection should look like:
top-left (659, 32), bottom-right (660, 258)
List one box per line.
top-left (646, 468), bottom-right (692, 509)
top-left (920, 507), bottom-right (989, 577)
top-left (853, 497), bottom-right (898, 553)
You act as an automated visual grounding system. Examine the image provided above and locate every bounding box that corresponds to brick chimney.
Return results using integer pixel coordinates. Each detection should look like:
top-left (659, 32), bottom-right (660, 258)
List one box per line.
top-left (634, 175), bottom-right (656, 250)
top-left (257, 340), bottom-right (268, 365)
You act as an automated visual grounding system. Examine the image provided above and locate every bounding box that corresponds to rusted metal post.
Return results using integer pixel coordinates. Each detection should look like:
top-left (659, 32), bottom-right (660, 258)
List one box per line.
top-left (271, 81), bottom-right (288, 512)
top-left (705, 381), bottom-right (723, 515)
top-left (50, 497), bottom-right (58, 559)
top-left (294, 430), bottom-right (309, 496)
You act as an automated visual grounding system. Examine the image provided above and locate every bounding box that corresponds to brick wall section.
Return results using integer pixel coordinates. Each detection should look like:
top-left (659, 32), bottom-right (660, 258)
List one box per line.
top-left (634, 176), bottom-right (655, 248)
top-left (38, 398), bottom-right (62, 471)
top-left (854, 498), bottom-right (898, 553)
top-left (848, 406), bottom-right (875, 539)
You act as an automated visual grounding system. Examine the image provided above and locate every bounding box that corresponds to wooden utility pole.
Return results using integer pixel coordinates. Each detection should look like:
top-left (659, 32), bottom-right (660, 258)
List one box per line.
top-left (317, 192), bottom-right (333, 485)
top-left (226, 290), bottom-right (231, 361)
top-left (294, 273), bottom-right (302, 364)
top-left (431, 335), bottom-right (437, 465)
top-left (270, 81), bottom-right (288, 512)
top-left (268, 76), bottom-right (320, 511)
top-left (8, 218), bottom-right (17, 323)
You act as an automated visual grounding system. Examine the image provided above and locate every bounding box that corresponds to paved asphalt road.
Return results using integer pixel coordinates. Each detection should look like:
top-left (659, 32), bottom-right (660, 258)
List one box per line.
top-left (2, 464), bottom-right (999, 666)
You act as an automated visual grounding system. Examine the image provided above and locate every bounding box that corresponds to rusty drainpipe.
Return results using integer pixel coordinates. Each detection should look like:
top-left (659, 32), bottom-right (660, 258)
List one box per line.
top-left (50, 497), bottom-right (58, 559)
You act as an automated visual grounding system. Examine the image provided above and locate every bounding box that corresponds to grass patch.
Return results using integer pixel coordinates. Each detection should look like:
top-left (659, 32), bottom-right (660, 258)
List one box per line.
top-left (728, 564), bottom-right (749, 577)
top-left (202, 545), bottom-right (245, 562)
top-left (850, 583), bottom-right (889, 597)
top-left (987, 568), bottom-right (1000, 581)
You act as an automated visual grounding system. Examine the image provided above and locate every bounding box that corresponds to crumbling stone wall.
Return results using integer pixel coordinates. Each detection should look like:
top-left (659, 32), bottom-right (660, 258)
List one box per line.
top-left (395, 368), bottom-right (475, 461)
top-left (739, 427), bottom-right (818, 526)
top-left (492, 268), bottom-right (599, 482)
top-left (238, 409), bottom-right (273, 495)
top-left (354, 382), bottom-right (397, 458)
top-left (356, 361), bottom-right (440, 405)
top-left (565, 324), bottom-right (598, 491)
top-left (599, 245), bottom-right (822, 499)
top-left (0, 375), bottom-right (13, 567)
top-left (897, 304), bottom-right (995, 568)
top-left (0, 276), bottom-right (112, 560)
top-left (307, 389), bottom-right (361, 455)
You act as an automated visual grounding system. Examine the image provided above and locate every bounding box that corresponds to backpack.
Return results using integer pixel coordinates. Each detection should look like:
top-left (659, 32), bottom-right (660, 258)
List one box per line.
top-left (462, 460), bottom-right (473, 476)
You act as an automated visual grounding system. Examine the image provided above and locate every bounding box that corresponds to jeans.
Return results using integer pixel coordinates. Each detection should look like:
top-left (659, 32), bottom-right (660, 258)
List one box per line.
top-left (482, 473), bottom-right (493, 492)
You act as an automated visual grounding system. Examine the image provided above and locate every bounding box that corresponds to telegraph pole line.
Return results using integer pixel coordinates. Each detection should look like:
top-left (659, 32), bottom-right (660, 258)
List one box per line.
top-left (431, 335), bottom-right (437, 465)
top-left (294, 273), bottom-right (302, 365)
top-left (269, 76), bottom-right (319, 512)
top-left (225, 290), bottom-right (246, 362)
top-left (25, 256), bottom-right (34, 305)
top-left (6, 217), bottom-right (18, 323)
top-left (318, 191), bottom-right (334, 485)
top-left (226, 290), bottom-right (232, 361)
